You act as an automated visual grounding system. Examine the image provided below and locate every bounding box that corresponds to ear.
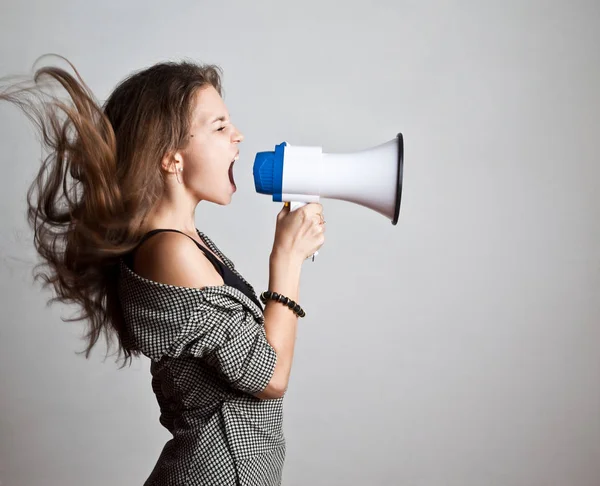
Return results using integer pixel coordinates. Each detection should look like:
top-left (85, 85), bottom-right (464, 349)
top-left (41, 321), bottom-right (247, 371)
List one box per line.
top-left (161, 151), bottom-right (184, 173)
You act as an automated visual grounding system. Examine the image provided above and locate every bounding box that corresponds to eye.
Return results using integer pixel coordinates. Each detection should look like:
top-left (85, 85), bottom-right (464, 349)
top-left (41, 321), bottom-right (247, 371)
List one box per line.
top-left (217, 126), bottom-right (226, 132)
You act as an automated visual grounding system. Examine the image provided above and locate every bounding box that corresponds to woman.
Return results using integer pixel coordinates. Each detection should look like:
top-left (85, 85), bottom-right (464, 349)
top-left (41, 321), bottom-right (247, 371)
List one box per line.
top-left (1, 55), bottom-right (325, 485)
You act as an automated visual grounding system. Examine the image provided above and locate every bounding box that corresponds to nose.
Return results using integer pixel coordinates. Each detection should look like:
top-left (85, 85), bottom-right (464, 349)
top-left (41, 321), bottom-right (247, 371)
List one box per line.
top-left (232, 125), bottom-right (244, 144)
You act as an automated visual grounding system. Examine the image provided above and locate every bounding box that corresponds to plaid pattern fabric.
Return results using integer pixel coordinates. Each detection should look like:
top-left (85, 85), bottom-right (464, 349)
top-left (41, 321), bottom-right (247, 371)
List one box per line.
top-left (117, 232), bottom-right (285, 486)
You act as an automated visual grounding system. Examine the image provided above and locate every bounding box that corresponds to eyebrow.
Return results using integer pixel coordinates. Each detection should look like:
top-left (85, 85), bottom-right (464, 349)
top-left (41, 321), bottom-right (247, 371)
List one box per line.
top-left (210, 116), bottom-right (228, 124)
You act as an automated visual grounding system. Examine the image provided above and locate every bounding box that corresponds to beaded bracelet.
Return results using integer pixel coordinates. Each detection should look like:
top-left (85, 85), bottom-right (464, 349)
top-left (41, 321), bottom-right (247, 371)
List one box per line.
top-left (260, 291), bottom-right (306, 318)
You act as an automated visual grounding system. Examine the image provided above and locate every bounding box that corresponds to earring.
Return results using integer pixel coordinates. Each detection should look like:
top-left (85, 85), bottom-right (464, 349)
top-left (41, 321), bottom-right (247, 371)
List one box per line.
top-left (175, 167), bottom-right (183, 184)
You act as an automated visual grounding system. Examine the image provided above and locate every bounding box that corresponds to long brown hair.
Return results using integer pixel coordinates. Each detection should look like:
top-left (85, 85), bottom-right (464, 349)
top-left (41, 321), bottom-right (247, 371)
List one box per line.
top-left (0, 54), bottom-right (222, 366)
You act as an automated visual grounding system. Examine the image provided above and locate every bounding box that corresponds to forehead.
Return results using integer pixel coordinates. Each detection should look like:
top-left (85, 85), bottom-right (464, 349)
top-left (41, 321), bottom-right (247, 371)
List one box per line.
top-left (191, 85), bottom-right (228, 126)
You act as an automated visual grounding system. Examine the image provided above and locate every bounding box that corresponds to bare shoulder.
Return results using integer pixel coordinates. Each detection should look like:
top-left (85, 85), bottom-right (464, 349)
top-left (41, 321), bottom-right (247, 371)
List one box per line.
top-left (133, 231), bottom-right (224, 288)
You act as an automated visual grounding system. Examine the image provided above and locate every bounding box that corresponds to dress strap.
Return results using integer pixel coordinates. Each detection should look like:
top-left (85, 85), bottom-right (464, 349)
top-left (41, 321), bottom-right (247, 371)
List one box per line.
top-left (130, 229), bottom-right (225, 277)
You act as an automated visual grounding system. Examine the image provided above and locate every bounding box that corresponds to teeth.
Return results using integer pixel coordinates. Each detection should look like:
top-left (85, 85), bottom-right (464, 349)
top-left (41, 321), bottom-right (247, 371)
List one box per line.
top-left (233, 155), bottom-right (239, 161)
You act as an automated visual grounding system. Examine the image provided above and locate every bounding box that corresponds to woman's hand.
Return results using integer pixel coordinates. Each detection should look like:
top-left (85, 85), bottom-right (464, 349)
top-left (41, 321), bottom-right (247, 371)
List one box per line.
top-left (271, 202), bottom-right (326, 263)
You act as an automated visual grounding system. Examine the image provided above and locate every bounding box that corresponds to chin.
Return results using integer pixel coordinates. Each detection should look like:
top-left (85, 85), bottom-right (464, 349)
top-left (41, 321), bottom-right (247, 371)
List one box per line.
top-left (216, 192), bottom-right (235, 206)
top-left (226, 185), bottom-right (237, 204)
top-left (201, 187), bottom-right (235, 206)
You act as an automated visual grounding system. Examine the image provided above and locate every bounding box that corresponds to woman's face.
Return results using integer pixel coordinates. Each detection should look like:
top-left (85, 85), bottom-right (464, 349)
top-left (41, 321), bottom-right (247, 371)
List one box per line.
top-left (178, 85), bottom-right (244, 205)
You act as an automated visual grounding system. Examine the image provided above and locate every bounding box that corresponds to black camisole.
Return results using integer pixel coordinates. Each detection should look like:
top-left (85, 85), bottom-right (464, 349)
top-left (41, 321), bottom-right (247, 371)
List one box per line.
top-left (124, 229), bottom-right (261, 308)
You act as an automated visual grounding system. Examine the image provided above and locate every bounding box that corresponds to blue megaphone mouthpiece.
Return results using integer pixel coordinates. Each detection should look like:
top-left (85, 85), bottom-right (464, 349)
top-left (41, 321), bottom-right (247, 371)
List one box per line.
top-left (253, 141), bottom-right (286, 198)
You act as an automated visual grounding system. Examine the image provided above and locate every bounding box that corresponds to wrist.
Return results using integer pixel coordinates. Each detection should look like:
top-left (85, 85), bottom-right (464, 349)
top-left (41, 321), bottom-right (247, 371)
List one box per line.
top-left (268, 251), bottom-right (302, 301)
top-left (269, 248), bottom-right (304, 269)
top-left (260, 290), bottom-right (306, 318)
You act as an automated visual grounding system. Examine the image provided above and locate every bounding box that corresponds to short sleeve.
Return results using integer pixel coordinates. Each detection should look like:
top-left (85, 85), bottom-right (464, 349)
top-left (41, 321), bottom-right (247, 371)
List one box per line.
top-left (165, 297), bottom-right (277, 395)
top-left (118, 260), bottom-right (276, 395)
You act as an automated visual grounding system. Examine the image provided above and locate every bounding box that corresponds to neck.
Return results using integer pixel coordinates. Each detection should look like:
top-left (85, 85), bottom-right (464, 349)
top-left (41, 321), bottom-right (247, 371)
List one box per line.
top-left (146, 187), bottom-right (200, 235)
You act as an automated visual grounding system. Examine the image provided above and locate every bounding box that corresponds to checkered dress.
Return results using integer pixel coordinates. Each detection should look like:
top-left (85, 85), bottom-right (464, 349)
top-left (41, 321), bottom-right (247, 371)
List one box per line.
top-left (117, 232), bottom-right (285, 486)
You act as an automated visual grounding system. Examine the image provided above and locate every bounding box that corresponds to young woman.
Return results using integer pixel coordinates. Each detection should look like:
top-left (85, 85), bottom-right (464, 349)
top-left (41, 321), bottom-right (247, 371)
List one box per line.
top-left (1, 55), bottom-right (325, 485)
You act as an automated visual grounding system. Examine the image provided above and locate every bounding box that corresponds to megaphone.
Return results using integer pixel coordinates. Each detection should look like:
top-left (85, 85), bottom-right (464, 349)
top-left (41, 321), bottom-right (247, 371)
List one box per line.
top-left (253, 133), bottom-right (404, 225)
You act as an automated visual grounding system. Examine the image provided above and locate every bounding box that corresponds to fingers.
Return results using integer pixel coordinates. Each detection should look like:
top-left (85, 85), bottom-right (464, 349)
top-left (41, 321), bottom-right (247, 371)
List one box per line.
top-left (298, 203), bottom-right (323, 223)
top-left (279, 202), bottom-right (325, 229)
top-left (304, 202), bottom-right (323, 217)
top-left (311, 212), bottom-right (325, 225)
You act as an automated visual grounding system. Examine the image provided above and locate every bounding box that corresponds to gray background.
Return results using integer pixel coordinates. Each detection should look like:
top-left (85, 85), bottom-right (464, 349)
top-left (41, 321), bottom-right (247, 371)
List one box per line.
top-left (1, 1), bottom-right (599, 485)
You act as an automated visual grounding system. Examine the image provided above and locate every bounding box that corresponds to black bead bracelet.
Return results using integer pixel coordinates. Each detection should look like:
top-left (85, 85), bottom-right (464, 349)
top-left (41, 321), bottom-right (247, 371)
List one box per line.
top-left (260, 291), bottom-right (306, 318)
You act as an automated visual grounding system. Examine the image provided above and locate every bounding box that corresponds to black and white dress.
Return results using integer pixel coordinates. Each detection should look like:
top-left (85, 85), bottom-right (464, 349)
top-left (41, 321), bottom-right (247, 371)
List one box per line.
top-left (118, 229), bottom-right (285, 486)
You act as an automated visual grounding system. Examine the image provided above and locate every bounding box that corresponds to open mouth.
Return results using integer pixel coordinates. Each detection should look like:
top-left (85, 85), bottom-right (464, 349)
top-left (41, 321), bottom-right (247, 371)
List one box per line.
top-left (229, 154), bottom-right (239, 188)
top-left (229, 162), bottom-right (235, 185)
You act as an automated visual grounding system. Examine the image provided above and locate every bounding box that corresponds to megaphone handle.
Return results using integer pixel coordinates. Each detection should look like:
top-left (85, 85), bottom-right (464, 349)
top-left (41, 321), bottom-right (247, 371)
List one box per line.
top-left (285, 201), bottom-right (319, 261)
top-left (289, 201), bottom-right (306, 212)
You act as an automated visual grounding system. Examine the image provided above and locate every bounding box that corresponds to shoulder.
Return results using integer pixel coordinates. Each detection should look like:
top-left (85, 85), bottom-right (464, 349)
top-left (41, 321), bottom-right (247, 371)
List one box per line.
top-left (132, 231), bottom-right (224, 289)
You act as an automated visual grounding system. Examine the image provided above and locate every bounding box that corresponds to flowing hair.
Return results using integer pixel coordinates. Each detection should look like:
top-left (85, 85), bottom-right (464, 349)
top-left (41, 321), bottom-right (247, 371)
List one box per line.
top-left (0, 54), bottom-right (222, 366)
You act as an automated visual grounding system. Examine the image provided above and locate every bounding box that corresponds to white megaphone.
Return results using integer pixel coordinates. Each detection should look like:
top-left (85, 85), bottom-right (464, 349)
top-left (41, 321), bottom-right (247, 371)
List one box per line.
top-left (253, 133), bottom-right (404, 224)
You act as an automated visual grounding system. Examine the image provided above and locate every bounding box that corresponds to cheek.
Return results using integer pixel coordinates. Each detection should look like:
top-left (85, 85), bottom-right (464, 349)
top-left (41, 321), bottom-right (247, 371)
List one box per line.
top-left (186, 135), bottom-right (224, 165)
top-left (184, 140), bottom-right (211, 174)
top-left (185, 154), bottom-right (223, 187)
top-left (182, 136), bottom-right (228, 187)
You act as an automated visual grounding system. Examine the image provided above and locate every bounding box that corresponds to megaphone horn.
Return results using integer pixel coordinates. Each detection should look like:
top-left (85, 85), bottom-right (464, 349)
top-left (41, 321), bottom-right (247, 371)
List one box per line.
top-left (253, 133), bottom-right (404, 225)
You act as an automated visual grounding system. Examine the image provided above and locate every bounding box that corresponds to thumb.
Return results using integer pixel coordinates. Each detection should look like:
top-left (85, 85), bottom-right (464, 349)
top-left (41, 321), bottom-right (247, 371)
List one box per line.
top-left (277, 202), bottom-right (290, 220)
